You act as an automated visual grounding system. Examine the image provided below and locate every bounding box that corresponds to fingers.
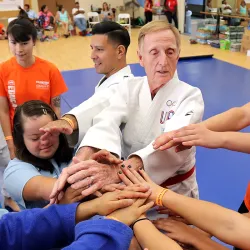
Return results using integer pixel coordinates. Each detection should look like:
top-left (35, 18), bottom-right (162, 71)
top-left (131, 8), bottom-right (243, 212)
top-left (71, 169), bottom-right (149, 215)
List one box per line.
top-left (133, 191), bottom-right (151, 206)
top-left (118, 169), bottom-right (133, 186)
top-left (81, 182), bottom-right (102, 198)
top-left (68, 169), bottom-right (92, 185)
top-left (120, 166), bottom-right (141, 185)
top-left (128, 168), bottom-right (147, 184)
top-left (138, 168), bottom-right (151, 183)
top-left (66, 161), bottom-right (95, 176)
top-left (123, 184), bottom-right (149, 193)
top-left (94, 191), bottom-right (103, 197)
top-left (101, 183), bottom-right (125, 193)
top-left (139, 201), bottom-right (154, 214)
top-left (72, 156), bottom-right (81, 164)
top-left (173, 134), bottom-right (198, 144)
top-left (71, 176), bottom-right (93, 189)
top-left (112, 198), bottom-right (134, 210)
top-left (175, 144), bottom-right (192, 153)
top-left (153, 133), bottom-right (174, 149)
top-left (157, 139), bottom-right (177, 151)
top-left (117, 189), bottom-right (151, 200)
top-left (153, 218), bottom-right (173, 231)
top-left (91, 149), bottom-right (122, 164)
top-left (49, 175), bottom-right (68, 202)
top-left (40, 131), bottom-right (53, 141)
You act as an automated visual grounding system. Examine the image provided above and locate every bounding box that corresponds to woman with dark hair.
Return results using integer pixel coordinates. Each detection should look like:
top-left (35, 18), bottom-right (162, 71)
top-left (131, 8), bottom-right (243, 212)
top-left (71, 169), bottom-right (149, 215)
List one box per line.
top-left (3, 100), bottom-right (74, 210)
top-left (0, 18), bottom-right (68, 159)
top-left (144, 0), bottom-right (153, 24)
top-left (101, 2), bottom-right (113, 21)
top-left (55, 5), bottom-right (72, 38)
top-left (38, 4), bottom-right (55, 30)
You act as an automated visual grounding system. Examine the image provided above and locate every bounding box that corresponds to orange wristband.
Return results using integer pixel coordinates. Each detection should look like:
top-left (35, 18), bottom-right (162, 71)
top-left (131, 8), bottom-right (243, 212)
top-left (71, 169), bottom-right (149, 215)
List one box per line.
top-left (156, 188), bottom-right (168, 207)
top-left (61, 117), bottom-right (74, 129)
top-left (106, 216), bottom-right (121, 222)
top-left (5, 136), bottom-right (13, 141)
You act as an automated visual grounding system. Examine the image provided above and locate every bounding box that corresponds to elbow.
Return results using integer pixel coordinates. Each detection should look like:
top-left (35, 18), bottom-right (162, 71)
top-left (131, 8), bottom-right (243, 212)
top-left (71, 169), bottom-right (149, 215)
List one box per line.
top-left (231, 107), bottom-right (250, 130)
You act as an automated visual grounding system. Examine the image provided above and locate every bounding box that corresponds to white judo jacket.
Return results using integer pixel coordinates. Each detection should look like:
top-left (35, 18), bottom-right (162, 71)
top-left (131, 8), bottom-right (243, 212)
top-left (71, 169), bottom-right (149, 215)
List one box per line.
top-left (79, 75), bottom-right (204, 198)
top-left (67, 65), bottom-right (133, 144)
top-left (95, 65), bottom-right (133, 93)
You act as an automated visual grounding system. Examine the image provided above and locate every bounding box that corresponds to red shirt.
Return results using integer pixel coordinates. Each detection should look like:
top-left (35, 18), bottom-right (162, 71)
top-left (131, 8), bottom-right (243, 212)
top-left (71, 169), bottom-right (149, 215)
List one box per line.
top-left (165, 0), bottom-right (177, 12)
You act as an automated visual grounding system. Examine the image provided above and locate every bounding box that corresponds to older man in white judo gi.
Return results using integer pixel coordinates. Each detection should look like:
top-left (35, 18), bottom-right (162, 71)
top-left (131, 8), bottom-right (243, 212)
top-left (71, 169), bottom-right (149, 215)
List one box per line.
top-left (47, 20), bottom-right (204, 203)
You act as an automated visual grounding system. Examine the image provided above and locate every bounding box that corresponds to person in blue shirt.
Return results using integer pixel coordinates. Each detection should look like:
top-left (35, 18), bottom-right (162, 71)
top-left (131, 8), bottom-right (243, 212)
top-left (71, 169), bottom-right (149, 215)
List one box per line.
top-left (24, 4), bottom-right (37, 20)
top-left (0, 186), bottom-right (154, 250)
top-left (239, 0), bottom-right (247, 15)
top-left (4, 100), bottom-right (75, 210)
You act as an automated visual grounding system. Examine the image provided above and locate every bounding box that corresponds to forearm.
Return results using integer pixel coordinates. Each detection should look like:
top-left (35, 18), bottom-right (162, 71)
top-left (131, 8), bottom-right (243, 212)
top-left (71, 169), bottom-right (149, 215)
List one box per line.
top-left (75, 199), bottom-right (99, 223)
top-left (134, 220), bottom-right (182, 250)
top-left (202, 106), bottom-right (250, 131)
top-left (190, 234), bottom-right (229, 250)
top-left (62, 114), bottom-right (78, 130)
top-left (23, 177), bottom-right (57, 202)
top-left (162, 191), bottom-right (250, 248)
top-left (220, 132), bottom-right (250, 153)
top-left (0, 110), bottom-right (12, 137)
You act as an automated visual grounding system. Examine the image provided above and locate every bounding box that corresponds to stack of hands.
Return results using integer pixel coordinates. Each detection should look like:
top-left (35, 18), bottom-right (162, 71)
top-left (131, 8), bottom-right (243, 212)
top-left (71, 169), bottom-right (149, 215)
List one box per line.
top-left (48, 150), bottom-right (211, 249)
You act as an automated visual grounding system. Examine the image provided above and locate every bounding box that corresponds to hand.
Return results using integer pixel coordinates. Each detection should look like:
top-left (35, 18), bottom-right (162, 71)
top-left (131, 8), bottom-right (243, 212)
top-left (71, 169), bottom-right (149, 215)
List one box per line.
top-left (156, 207), bottom-right (190, 224)
top-left (50, 158), bottom-right (121, 203)
top-left (7, 140), bottom-right (15, 159)
top-left (100, 183), bottom-right (125, 193)
top-left (67, 160), bottom-right (120, 196)
top-left (118, 166), bottom-right (162, 204)
top-left (39, 119), bottom-right (73, 140)
top-left (108, 195), bottom-right (154, 226)
top-left (50, 157), bottom-right (82, 204)
top-left (153, 218), bottom-right (202, 245)
top-left (58, 186), bottom-right (85, 204)
top-left (90, 149), bottom-right (122, 165)
top-left (94, 186), bottom-right (151, 216)
top-left (153, 131), bottom-right (191, 152)
top-left (173, 124), bottom-right (223, 149)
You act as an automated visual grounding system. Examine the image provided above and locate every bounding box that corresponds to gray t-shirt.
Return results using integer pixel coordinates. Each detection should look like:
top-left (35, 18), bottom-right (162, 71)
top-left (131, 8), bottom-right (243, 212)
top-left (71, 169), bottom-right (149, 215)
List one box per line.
top-left (4, 158), bottom-right (67, 210)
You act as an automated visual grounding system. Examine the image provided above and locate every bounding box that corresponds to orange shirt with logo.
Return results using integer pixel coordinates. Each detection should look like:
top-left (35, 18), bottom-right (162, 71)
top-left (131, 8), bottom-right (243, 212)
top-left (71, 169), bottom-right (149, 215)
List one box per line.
top-left (0, 57), bottom-right (68, 127)
top-left (244, 183), bottom-right (250, 210)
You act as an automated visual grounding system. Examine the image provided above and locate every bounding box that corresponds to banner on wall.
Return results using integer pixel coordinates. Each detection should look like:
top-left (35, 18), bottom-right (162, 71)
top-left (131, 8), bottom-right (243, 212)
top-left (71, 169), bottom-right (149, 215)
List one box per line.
top-left (0, 0), bottom-right (23, 11)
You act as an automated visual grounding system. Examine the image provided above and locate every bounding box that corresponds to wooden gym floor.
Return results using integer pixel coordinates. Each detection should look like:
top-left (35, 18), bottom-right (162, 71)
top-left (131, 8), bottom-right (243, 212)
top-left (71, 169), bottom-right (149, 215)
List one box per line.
top-left (1, 28), bottom-right (250, 70)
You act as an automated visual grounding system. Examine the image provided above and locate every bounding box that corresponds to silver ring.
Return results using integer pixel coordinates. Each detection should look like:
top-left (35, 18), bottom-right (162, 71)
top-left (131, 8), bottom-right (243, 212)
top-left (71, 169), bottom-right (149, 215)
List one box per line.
top-left (88, 176), bottom-right (94, 188)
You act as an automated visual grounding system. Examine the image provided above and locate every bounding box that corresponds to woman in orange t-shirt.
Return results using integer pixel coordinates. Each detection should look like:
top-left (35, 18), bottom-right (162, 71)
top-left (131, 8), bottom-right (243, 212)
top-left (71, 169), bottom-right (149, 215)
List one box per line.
top-left (0, 17), bottom-right (68, 159)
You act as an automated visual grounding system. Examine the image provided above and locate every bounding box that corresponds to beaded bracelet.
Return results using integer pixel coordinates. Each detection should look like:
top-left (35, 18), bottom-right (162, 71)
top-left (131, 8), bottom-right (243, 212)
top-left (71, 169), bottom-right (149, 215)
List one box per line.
top-left (156, 188), bottom-right (168, 207)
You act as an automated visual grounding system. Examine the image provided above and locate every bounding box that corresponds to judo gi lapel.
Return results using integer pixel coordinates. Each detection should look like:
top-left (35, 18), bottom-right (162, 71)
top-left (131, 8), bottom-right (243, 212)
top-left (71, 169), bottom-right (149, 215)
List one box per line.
top-left (136, 76), bottom-right (178, 144)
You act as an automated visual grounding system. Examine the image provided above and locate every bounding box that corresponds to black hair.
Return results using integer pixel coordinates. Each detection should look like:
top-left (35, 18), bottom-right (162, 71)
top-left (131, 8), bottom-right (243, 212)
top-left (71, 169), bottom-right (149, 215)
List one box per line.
top-left (92, 21), bottom-right (130, 52)
top-left (7, 17), bottom-right (37, 43)
top-left (58, 5), bottom-right (64, 12)
top-left (24, 4), bottom-right (30, 9)
top-left (41, 5), bottom-right (47, 12)
top-left (13, 100), bottom-right (73, 173)
top-left (18, 6), bottom-right (29, 19)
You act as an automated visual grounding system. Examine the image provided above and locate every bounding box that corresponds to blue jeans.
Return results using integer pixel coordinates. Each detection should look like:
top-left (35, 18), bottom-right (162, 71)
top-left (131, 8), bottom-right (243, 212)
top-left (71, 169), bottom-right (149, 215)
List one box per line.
top-left (74, 18), bottom-right (86, 31)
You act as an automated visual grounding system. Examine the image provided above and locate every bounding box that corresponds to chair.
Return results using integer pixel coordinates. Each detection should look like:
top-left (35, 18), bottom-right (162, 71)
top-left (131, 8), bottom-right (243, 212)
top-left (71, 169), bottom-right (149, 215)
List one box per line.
top-left (87, 12), bottom-right (100, 28)
top-left (8, 17), bottom-right (17, 24)
top-left (117, 13), bottom-right (131, 35)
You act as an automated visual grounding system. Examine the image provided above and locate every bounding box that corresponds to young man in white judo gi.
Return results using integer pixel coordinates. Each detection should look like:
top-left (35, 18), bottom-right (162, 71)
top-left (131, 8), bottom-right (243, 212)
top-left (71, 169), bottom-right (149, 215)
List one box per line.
top-left (47, 21), bottom-right (204, 204)
top-left (40, 21), bottom-right (133, 141)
